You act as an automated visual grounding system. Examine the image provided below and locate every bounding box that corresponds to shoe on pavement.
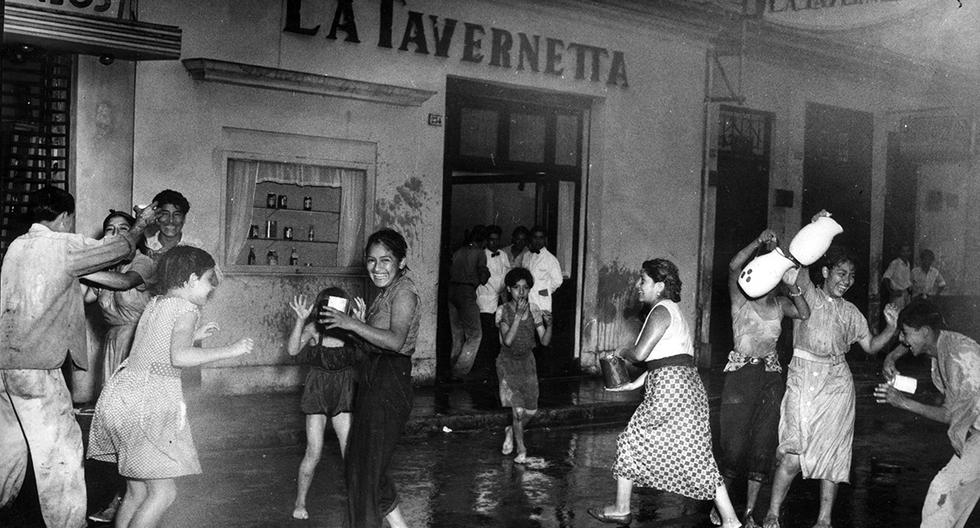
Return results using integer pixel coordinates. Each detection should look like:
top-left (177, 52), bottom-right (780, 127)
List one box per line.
top-left (587, 506), bottom-right (632, 525)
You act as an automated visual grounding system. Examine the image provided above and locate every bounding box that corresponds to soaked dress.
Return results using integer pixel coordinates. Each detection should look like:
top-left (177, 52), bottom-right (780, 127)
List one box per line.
top-left (778, 280), bottom-right (869, 483)
top-left (299, 335), bottom-right (360, 416)
top-left (495, 302), bottom-right (540, 411)
top-left (612, 299), bottom-right (723, 500)
top-left (87, 296), bottom-right (203, 478)
top-left (95, 254), bottom-right (154, 385)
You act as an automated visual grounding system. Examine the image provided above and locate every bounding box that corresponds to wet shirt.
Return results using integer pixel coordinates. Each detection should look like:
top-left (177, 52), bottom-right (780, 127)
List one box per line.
top-left (643, 299), bottom-right (694, 361)
top-left (726, 298), bottom-right (783, 372)
top-left (793, 280), bottom-right (869, 358)
top-left (365, 273), bottom-right (420, 357)
top-left (96, 253), bottom-right (155, 326)
top-left (931, 330), bottom-right (980, 456)
top-left (0, 223), bottom-right (137, 369)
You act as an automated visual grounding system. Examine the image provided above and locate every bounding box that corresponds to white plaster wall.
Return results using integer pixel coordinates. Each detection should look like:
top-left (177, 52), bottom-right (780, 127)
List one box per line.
top-left (914, 160), bottom-right (977, 295)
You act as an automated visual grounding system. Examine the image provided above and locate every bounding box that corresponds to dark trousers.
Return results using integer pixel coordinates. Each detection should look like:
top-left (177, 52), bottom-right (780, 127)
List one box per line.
top-left (345, 353), bottom-right (413, 528)
top-left (718, 362), bottom-right (784, 483)
top-left (469, 313), bottom-right (500, 381)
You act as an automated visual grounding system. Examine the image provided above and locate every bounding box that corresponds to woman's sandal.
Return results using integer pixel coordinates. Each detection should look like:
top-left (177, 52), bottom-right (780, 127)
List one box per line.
top-left (587, 507), bottom-right (632, 525)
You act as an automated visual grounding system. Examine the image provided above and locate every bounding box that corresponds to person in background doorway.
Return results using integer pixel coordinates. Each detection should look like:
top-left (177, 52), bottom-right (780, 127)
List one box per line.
top-left (516, 226), bottom-right (563, 375)
top-left (882, 244), bottom-right (912, 310)
top-left (472, 225), bottom-right (511, 382)
top-left (762, 219), bottom-right (900, 528)
top-left (712, 229), bottom-right (810, 528)
top-left (0, 187), bottom-right (156, 528)
top-left (911, 249), bottom-right (946, 300)
top-left (141, 189), bottom-right (201, 261)
top-left (876, 300), bottom-right (980, 528)
top-left (503, 225), bottom-right (529, 264)
top-left (448, 225), bottom-right (490, 380)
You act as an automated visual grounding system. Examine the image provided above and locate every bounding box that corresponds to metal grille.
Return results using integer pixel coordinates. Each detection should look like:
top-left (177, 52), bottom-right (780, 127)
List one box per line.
top-left (1, 48), bottom-right (72, 260)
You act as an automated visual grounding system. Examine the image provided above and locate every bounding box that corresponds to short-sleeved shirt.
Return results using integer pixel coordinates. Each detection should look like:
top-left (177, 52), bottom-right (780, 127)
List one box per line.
top-left (931, 330), bottom-right (980, 455)
top-left (883, 258), bottom-right (911, 290)
top-left (793, 280), bottom-right (870, 358)
top-left (912, 266), bottom-right (946, 297)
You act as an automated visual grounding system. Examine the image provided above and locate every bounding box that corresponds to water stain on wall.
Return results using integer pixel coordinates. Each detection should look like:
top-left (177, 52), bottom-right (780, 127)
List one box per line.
top-left (593, 260), bottom-right (643, 353)
top-left (376, 177), bottom-right (430, 250)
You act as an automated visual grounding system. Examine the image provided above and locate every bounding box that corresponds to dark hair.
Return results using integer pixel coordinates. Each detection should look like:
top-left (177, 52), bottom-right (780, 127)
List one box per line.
top-left (504, 267), bottom-right (534, 288)
top-left (30, 186), bottom-right (74, 222)
top-left (309, 286), bottom-right (349, 336)
top-left (154, 246), bottom-right (215, 294)
top-left (820, 245), bottom-right (858, 272)
top-left (468, 225), bottom-right (487, 244)
top-left (365, 228), bottom-right (408, 261)
top-left (152, 189), bottom-right (190, 215)
top-left (102, 210), bottom-right (135, 231)
top-left (512, 226), bottom-right (529, 238)
top-left (641, 258), bottom-right (682, 302)
top-left (898, 299), bottom-right (946, 331)
top-left (529, 225), bottom-right (547, 237)
top-left (919, 249), bottom-right (935, 261)
top-left (485, 225), bottom-right (502, 237)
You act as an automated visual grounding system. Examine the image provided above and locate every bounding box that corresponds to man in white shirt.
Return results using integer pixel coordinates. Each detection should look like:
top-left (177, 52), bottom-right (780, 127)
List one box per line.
top-left (516, 226), bottom-right (563, 313)
top-left (912, 249), bottom-right (947, 299)
top-left (882, 244), bottom-right (912, 309)
top-left (470, 225), bottom-right (511, 381)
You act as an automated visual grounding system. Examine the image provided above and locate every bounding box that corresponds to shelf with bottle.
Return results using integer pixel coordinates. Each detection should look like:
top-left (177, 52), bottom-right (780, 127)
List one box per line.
top-left (242, 241), bottom-right (338, 269)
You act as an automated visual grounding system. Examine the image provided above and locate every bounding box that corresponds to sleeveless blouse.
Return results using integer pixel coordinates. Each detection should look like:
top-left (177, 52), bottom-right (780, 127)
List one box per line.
top-left (642, 299), bottom-right (694, 360)
top-left (365, 273), bottom-right (421, 356)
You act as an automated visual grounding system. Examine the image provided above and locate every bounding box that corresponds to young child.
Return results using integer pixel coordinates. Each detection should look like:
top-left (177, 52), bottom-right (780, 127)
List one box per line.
top-left (287, 287), bottom-right (364, 520)
top-left (497, 267), bottom-right (552, 464)
top-left (87, 246), bottom-right (253, 528)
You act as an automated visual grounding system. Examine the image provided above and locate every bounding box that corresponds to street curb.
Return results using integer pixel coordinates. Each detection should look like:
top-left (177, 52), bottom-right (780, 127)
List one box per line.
top-left (196, 400), bottom-right (641, 453)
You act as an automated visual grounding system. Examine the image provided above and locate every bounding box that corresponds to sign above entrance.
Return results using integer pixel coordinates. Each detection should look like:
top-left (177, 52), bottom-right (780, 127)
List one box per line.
top-left (283, 0), bottom-right (628, 89)
top-left (7, 0), bottom-right (136, 19)
top-left (764, 0), bottom-right (936, 31)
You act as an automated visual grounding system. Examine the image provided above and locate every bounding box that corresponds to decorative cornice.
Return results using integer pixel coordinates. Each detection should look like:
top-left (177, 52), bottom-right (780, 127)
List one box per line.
top-left (3, 4), bottom-right (181, 61)
top-left (181, 58), bottom-right (437, 107)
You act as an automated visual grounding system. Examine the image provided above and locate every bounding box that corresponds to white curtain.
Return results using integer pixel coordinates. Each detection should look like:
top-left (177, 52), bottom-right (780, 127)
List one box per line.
top-left (225, 159), bottom-right (366, 267)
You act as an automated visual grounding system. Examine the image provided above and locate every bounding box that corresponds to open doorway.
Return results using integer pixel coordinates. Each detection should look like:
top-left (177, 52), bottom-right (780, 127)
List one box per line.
top-left (439, 78), bottom-right (589, 382)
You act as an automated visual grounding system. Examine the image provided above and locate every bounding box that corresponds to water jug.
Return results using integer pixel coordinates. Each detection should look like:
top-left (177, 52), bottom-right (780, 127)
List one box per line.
top-left (600, 355), bottom-right (632, 389)
top-left (737, 247), bottom-right (796, 298)
top-left (788, 216), bottom-right (843, 266)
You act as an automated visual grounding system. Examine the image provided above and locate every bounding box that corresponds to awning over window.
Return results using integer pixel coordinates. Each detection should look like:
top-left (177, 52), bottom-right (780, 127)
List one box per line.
top-left (2, 4), bottom-right (180, 61)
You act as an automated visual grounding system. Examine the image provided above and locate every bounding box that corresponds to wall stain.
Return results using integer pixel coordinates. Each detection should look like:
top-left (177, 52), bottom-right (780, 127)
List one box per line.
top-left (593, 260), bottom-right (643, 354)
top-left (376, 177), bottom-right (429, 250)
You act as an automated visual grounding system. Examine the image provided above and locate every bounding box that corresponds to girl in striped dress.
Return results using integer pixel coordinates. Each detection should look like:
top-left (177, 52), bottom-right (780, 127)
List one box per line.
top-left (588, 258), bottom-right (741, 528)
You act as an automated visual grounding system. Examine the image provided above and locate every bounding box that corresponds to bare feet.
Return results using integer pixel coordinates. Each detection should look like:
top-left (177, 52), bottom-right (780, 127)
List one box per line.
top-left (292, 506), bottom-right (309, 520)
top-left (762, 514), bottom-right (780, 528)
top-left (514, 451), bottom-right (527, 464)
top-left (743, 510), bottom-right (760, 528)
top-left (709, 506), bottom-right (722, 525)
top-left (502, 426), bottom-right (514, 455)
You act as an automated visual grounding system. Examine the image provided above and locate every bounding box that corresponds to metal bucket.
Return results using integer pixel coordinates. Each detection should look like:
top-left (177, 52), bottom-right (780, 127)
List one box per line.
top-left (599, 355), bottom-right (631, 389)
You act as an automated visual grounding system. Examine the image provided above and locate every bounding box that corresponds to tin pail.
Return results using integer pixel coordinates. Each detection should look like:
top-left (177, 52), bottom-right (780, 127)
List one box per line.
top-left (600, 355), bottom-right (631, 389)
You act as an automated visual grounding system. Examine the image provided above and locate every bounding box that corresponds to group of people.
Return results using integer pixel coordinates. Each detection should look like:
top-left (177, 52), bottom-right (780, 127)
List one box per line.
top-left (882, 244), bottom-right (947, 309)
top-left (590, 212), bottom-right (979, 528)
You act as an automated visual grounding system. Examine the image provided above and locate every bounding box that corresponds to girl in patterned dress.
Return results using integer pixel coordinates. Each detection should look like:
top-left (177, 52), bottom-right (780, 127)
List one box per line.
top-left (588, 259), bottom-right (741, 527)
top-left (496, 267), bottom-right (552, 464)
top-left (287, 287), bottom-right (363, 520)
top-left (88, 246), bottom-right (254, 528)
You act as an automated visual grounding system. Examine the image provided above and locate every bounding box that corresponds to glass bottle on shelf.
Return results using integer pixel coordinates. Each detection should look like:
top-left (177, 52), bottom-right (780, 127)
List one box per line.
top-left (303, 196), bottom-right (312, 210)
top-left (284, 226), bottom-right (293, 240)
top-left (266, 193), bottom-right (277, 208)
top-left (289, 247), bottom-right (299, 266)
top-left (307, 225), bottom-right (315, 241)
top-left (247, 246), bottom-right (256, 265)
top-left (277, 194), bottom-right (288, 209)
top-left (266, 250), bottom-right (279, 266)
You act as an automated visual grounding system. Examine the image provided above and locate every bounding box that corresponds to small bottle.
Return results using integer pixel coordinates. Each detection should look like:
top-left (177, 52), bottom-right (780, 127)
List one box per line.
top-left (303, 196), bottom-right (312, 211)
top-left (266, 249), bottom-right (279, 266)
top-left (283, 226), bottom-right (293, 240)
top-left (289, 247), bottom-right (299, 266)
top-left (277, 194), bottom-right (288, 209)
top-left (307, 225), bottom-right (315, 241)
top-left (248, 225), bottom-right (259, 239)
top-left (247, 246), bottom-right (256, 265)
top-left (266, 193), bottom-right (277, 208)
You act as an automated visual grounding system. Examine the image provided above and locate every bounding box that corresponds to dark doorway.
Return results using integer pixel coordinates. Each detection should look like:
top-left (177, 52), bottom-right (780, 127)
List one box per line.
top-left (440, 78), bottom-right (589, 382)
top-left (709, 107), bottom-right (772, 367)
top-left (802, 103), bottom-right (874, 311)
top-left (883, 132), bottom-right (918, 271)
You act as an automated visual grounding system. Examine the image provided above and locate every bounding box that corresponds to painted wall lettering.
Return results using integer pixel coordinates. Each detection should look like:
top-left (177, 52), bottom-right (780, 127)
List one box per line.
top-left (283, 0), bottom-right (630, 89)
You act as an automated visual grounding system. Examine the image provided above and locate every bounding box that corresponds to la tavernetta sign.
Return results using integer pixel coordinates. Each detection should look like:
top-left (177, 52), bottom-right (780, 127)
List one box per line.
top-left (764, 0), bottom-right (936, 30)
top-left (7, 0), bottom-right (134, 18)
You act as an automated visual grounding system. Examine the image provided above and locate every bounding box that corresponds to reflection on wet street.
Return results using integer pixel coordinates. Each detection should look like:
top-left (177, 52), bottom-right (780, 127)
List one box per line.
top-left (156, 387), bottom-right (977, 527)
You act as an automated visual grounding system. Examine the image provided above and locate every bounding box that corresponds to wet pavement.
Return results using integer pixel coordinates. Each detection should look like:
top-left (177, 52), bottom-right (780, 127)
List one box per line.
top-left (3, 357), bottom-right (979, 527)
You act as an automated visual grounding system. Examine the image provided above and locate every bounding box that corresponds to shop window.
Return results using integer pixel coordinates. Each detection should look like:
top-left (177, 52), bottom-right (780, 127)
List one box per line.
top-left (0, 49), bottom-right (72, 261)
top-left (554, 114), bottom-right (580, 166)
top-left (459, 107), bottom-right (499, 159)
top-left (225, 159), bottom-right (366, 270)
top-left (508, 113), bottom-right (546, 163)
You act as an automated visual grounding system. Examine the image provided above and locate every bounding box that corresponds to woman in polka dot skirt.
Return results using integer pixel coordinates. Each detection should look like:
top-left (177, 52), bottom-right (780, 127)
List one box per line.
top-left (588, 258), bottom-right (741, 527)
top-left (88, 246), bottom-right (254, 528)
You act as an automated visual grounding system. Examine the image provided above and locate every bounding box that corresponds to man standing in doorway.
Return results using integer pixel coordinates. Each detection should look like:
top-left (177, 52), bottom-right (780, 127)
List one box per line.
top-left (882, 244), bottom-right (912, 310)
top-left (0, 187), bottom-right (155, 528)
top-left (472, 225), bottom-right (511, 382)
top-left (448, 226), bottom-right (490, 380)
top-left (911, 249), bottom-right (947, 300)
top-left (517, 226), bottom-right (564, 375)
top-left (503, 226), bottom-right (529, 265)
